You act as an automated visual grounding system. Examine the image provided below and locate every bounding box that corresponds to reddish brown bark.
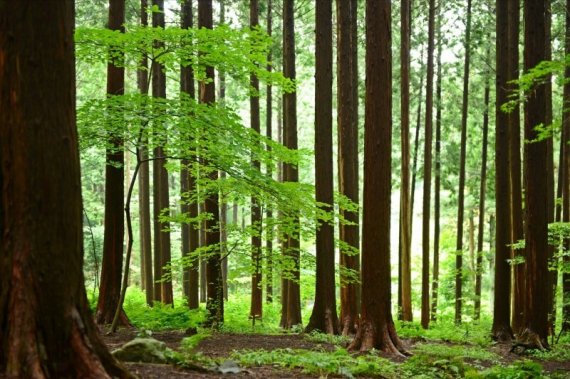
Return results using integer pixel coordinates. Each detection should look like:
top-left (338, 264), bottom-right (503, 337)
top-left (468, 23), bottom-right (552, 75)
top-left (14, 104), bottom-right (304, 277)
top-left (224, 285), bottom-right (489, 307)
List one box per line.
top-left (337, 0), bottom-right (360, 336)
top-left (348, 0), bottom-right (405, 355)
top-left (199, 0), bottom-right (224, 326)
top-left (0, 1), bottom-right (131, 376)
top-left (96, 0), bottom-right (130, 327)
top-left (492, 0), bottom-right (514, 342)
top-left (562, 0), bottom-right (570, 334)
top-left (520, 0), bottom-right (549, 349)
top-left (306, 0), bottom-right (338, 335)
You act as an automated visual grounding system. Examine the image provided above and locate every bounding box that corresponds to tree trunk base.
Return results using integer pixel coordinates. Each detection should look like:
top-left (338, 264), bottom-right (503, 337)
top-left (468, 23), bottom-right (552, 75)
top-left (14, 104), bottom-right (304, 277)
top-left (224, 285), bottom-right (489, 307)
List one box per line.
top-left (96, 307), bottom-right (131, 328)
top-left (340, 315), bottom-right (359, 336)
top-left (348, 320), bottom-right (409, 357)
top-left (305, 308), bottom-right (339, 335)
top-left (491, 325), bottom-right (513, 342)
top-left (514, 329), bottom-right (549, 352)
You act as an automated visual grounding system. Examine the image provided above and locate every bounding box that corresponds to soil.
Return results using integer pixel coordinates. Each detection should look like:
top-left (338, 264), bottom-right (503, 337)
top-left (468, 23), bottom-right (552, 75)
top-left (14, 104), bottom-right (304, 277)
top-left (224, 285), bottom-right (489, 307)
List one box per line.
top-left (99, 328), bottom-right (570, 379)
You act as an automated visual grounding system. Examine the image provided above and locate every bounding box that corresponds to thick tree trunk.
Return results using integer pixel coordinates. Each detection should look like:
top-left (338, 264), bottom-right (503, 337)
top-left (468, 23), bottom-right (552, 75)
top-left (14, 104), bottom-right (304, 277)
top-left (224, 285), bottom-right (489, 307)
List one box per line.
top-left (337, 0), bottom-right (360, 335)
top-left (249, 0), bottom-right (264, 320)
top-left (349, 0), bottom-right (405, 355)
top-left (399, 0), bottom-right (413, 323)
top-left (421, 0), bottom-right (436, 330)
top-left (0, 1), bottom-right (132, 376)
top-left (306, 0), bottom-right (339, 335)
top-left (455, 0), bottom-right (472, 325)
top-left (520, 0), bottom-right (549, 349)
top-left (199, 0), bottom-right (224, 326)
top-left (492, 0), bottom-right (514, 342)
top-left (281, 0), bottom-right (302, 329)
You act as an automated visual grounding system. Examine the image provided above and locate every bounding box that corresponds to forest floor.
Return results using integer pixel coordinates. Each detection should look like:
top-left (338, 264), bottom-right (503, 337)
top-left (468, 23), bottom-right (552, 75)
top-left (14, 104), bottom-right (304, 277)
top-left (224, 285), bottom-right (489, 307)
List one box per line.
top-left (102, 328), bottom-right (570, 378)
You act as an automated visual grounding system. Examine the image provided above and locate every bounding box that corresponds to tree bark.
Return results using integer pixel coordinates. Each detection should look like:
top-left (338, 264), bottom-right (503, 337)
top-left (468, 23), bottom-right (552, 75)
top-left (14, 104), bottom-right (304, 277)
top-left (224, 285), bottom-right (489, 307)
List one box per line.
top-left (199, 0), bottom-right (224, 326)
top-left (96, 0), bottom-right (130, 326)
top-left (152, 0), bottom-right (173, 305)
top-left (520, 0), bottom-right (549, 349)
top-left (349, 0), bottom-right (405, 355)
top-left (421, 0), bottom-right (436, 330)
top-left (0, 1), bottom-right (132, 375)
top-left (399, 0), bottom-right (413, 323)
top-left (306, 0), bottom-right (339, 335)
top-left (492, 0), bottom-right (514, 342)
top-left (265, 0), bottom-right (274, 304)
top-left (280, 0), bottom-right (302, 329)
top-left (455, 0), bottom-right (472, 325)
top-left (337, 0), bottom-right (360, 335)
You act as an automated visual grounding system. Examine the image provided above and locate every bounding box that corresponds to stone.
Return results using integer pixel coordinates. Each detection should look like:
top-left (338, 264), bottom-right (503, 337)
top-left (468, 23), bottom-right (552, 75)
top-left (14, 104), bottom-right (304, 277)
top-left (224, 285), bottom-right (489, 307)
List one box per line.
top-left (112, 337), bottom-right (172, 364)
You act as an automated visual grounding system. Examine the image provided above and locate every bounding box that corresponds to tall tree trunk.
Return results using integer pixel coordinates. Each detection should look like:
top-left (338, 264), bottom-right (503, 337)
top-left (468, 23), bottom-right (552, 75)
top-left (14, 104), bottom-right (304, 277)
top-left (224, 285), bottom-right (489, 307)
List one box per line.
top-left (138, 0), bottom-right (154, 307)
top-left (337, 0), bottom-right (360, 335)
top-left (249, 0), bottom-right (263, 320)
top-left (421, 0), bottom-right (436, 330)
top-left (265, 0), bottom-right (274, 304)
top-left (554, 0), bottom-right (570, 332)
top-left (455, 0), bottom-right (472, 325)
top-left (475, 58), bottom-right (490, 320)
top-left (199, 0), bottom-right (224, 327)
top-left (399, 0), bottom-right (413, 323)
top-left (280, 0), bottom-right (302, 329)
top-left (509, 0), bottom-right (525, 335)
top-left (152, 0), bottom-right (173, 305)
top-left (431, 6), bottom-right (442, 322)
top-left (200, 202), bottom-right (207, 303)
top-left (520, 0), bottom-right (549, 349)
top-left (96, 0), bottom-right (130, 326)
top-left (349, 0), bottom-right (405, 355)
top-left (492, 0), bottom-right (514, 342)
top-left (0, 1), bottom-right (132, 375)
top-left (181, 0), bottom-right (200, 309)
top-left (306, 0), bottom-right (338, 335)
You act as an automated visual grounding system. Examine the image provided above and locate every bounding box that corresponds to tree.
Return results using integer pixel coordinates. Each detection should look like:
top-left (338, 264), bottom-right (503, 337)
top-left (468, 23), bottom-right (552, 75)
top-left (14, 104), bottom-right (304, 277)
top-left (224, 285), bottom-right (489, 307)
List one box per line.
top-left (181, 0), bottom-right (200, 310)
top-left (454, 0), bottom-right (472, 325)
top-left (198, 0), bottom-right (224, 327)
top-left (96, 0), bottom-right (130, 326)
top-left (421, 0), bottom-right (436, 330)
top-left (520, 0), bottom-right (549, 349)
top-left (337, 0), bottom-right (360, 335)
top-left (250, 0), bottom-right (263, 320)
top-left (306, 0), bottom-right (339, 335)
top-left (280, 0), bottom-right (302, 329)
top-left (563, 0), bottom-right (570, 334)
top-left (137, 0), bottom-right (154, 307)
top-left (152, 0), bottom-right (174, 305)
top-left (399, 0), bottom-right (413, 323)
top-left (492, 0), bottom-right (514, 342)
top-left (0, 1), bottom-right (130, 376)
top-left (348, 0), bottom-right (406, 355)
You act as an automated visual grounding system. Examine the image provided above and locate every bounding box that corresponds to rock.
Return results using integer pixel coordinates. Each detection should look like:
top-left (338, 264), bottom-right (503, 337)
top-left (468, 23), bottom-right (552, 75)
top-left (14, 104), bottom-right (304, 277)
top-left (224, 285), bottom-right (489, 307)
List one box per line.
top-left (217, 360), bottom-right (241, 374)
top-left (112, 337), bottom-right (172, 364)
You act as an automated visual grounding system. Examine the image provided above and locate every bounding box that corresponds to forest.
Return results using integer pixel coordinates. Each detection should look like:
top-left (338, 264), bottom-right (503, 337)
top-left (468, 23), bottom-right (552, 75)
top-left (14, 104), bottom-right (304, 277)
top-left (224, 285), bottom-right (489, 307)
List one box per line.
top-left (1, 0), bottom-right (570, 377)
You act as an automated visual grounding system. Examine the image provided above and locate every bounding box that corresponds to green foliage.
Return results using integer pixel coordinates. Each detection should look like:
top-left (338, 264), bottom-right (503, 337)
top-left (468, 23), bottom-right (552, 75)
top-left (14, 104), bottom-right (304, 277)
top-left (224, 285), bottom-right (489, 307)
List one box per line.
top-left (401, 355), bottom-right (477, 379)
top-left (528, 344), bottom-right (570, 362)
top-left (397, 318), bottom-right (493, 347)
top-left (475, 360), bottom-right (546, 379)
top-left (232, 348), bottom-right (397, 378)
top-left (413, 343), bottom-right (499, 362)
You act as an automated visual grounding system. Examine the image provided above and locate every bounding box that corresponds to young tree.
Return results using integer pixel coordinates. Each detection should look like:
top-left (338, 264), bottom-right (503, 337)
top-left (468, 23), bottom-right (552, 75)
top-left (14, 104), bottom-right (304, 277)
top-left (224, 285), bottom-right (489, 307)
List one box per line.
top-left (492, 0), bottom-right (514, 342)
top-left (337, 0), bottom-right (360, 335)
top-left (399, 0), bottom-right (413, 323)
top-left (421, 0), bottom-right (436, 330)
top-left (152, 0), bottom-right (174, 305)
top-left (455, 0), bottom-right (473, 325)
top-left (137, 0), bottom-right (154, 307)
top-left (199, 0), bottom-right (224, 326)
top-left (96, 0), bottom-right (130, 326)
top-left (180, 0), bottom-right (200, 310)
top-left (520, 0), bottom-right (549, 349)
top-left (250, 0), bottom-right (263, 320)
top-left (0, 1), bottom-right (131, 376)
top-left (348, 0), bottom-right (406, 355)
top-left (306, 0), bottom-right (339, 335)
top-left (563, 0), bottom-right (570, 333)
top-left (280, 0), bottom-right (302, 329)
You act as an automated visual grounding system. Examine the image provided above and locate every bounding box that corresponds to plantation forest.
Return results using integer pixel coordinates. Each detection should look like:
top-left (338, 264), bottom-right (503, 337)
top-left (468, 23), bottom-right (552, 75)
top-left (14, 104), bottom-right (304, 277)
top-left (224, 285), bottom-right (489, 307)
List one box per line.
top-left (4, 0), bottom-right (570, 377)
